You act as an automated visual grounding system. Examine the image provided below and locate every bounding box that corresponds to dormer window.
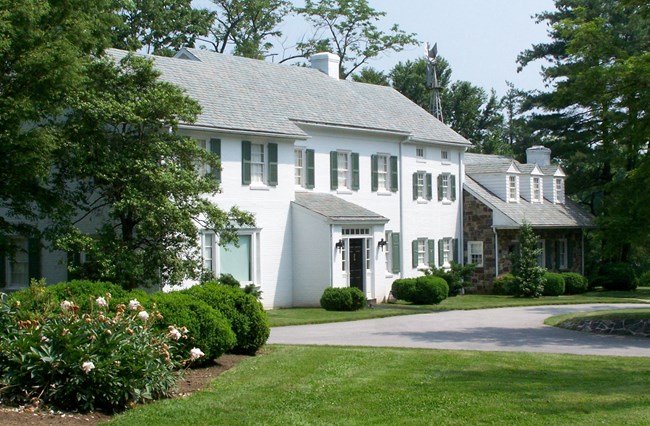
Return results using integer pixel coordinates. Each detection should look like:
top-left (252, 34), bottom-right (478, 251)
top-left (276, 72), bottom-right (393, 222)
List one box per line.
top-left (532, 177), bottom-right (542, 203)
top-left (507, 175), bottom-right (518, 202)
top-left (555, 178), bottom-right (565, 204)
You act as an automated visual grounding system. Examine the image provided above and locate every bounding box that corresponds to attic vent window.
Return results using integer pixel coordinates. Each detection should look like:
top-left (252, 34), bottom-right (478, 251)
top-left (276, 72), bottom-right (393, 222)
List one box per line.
top-left (416, 147), bottom-right (425, 160)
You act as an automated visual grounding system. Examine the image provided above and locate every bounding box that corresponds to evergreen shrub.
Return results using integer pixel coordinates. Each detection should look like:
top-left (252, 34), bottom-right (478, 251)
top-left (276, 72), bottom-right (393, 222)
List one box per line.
top-left (391, 278), bottom-right (417, 302)
top-left (542, 272), bottom-right (565, 296)
top-left (596, 263), bottom-right (637, 291)
top-left (492, 274), bottom-right (517, 295)
top-left (412, 276), bottom-right (448, 305)
top-left (561, 272), bottom-right (589, 294)
top-left (320, 287), bottom-right (365, 311)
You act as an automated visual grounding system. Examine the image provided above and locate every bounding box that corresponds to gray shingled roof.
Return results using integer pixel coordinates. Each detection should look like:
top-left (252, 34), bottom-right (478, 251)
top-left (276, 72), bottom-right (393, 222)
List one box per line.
top-left (293, 192), bottom-right (388, 223)
top-left (464, 176), bottom-right (594, 228)
top-left (106, 48), bottom-right (470, 146)
top-left (464, 153), bottom-right (517, 174)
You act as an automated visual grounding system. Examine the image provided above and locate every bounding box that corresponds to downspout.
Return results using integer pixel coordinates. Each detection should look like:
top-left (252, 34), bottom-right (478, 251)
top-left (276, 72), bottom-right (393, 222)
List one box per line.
top-left (492, 226), bottom-right (499, 277)
top-left (581, 228), bottom-right (585, 275)
top-left (459, 150), bottom-right (465, 265)
top-left (329, 223), bottom-right (334, 287)
top-left (398, 136), bottom-right (411, 279)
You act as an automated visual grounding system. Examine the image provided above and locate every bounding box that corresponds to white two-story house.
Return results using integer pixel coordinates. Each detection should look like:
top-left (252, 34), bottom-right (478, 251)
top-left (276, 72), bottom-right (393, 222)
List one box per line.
top-left (2, 48), bottom-right (472, 307)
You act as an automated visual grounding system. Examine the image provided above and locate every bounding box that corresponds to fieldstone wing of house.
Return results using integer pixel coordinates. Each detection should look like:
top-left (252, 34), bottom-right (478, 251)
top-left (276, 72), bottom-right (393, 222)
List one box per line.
top-left (463, 147), bottom-right (595, 292)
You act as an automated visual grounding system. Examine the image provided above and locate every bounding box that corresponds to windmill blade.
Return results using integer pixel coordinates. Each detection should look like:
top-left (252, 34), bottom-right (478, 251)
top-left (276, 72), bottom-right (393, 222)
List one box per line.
top-left (427, 42), bottom-right (438, 59)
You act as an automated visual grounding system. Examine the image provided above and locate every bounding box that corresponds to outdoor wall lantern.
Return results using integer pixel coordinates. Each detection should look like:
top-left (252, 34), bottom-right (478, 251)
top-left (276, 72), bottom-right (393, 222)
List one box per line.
top-left (335, 239), bottom-right (344, 251)
top-left (377, 238), bottom-right (387, 251)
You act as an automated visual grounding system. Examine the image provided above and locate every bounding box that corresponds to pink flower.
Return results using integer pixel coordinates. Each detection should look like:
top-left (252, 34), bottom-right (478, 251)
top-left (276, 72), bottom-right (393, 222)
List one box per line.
top-left (138, 311), bottom-right (149, 322)
top-left (96, 297), bottom-right (108, 308)
top-left (129, 299), bottom-right (141, 310)
top-left (168, 327), bottom-right (181, 340)
top-left (60, 300), bottom-right (73, 311)
top-left (82, 361), bottom-right (95, 374)
top-left (190, 347), bottom-right (204, 360)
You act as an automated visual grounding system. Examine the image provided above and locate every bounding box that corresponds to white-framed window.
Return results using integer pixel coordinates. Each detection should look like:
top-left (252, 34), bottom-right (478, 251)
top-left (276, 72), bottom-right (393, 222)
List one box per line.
top-left (508, 175), bottom-right (518, 202)
top-left (201, 231), bottom-right (259, 284)
top-left (417, 238), bottom-right (427, 266)
top-left (441, 173), bottom-right (450, 200)
top-left (532, 177), bottom-right (542, 203)
top-left (416, 171), bottom-right (425, 199)
top-left (441, 238), bottom-right (451, 266)
top-left (365, 239), bottom-right (371, 270)
top-left (377, 154), bottom-right (389, 191)
top-left (337, 151), bottom-right (350, 189)
top-left (536, 240), bottom-right (545, 268)
top-left (5, 238), bottom-right (29, 288)
top-left (441, 150), bottom-right (449, 161)
top-left (251, 143), bottom-right (265, 184)
top-left (294, 148), bottom-right (304, 186)
top-left (558, 239), bottom-right (568, 269)
top-left (555, 178), bottom-right (565, 204)
top-left (196, 139), bottom-right (209, 176)
top-left (468, 241), bottom-right (484, 267)
top-left (416, 146), bottom-right (425, 160)
top-left (342, 228), bottom-right (371, 236)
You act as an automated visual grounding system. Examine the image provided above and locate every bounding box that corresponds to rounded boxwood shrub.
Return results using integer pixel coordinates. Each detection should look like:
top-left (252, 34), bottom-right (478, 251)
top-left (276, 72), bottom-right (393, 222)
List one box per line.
top-left (492, 274), bottom-right (516, 295)
top-left (182, 283), bottom-right (269, 355)
top-left (149, 292), bottom-right (236, 365)
top-left (562, 272), bottom-right (589, 294)
top-left (597, 263), bottom-right (637, 291)
top-left (542, 272), bottom-right (565, 296)
top-left (412, 276), bottom-right (448, 305)
top-left (320, 287), bottom-right (365, 311)
top-left (391, 278), bottom-right (416, 302)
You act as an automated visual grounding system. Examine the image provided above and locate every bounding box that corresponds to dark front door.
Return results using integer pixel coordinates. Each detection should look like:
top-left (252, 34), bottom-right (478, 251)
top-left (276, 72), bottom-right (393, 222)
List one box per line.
top-left (349, 238), bottom-right (364, 292)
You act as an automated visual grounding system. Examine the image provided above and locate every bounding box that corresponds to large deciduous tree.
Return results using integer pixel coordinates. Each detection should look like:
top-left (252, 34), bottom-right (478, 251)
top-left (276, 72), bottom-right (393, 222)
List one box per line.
top-left (205, 0), bottom-right (291, 59)
top-left (54, 55), bottom-right (255, 289)
top-left (294, 0), bottom-right (418, 79)
top-left (0, 0), bottom-right (118, 246)
top-left (111, 0), bottom-right (214, 55)
top-left (518, 0), bottom-right (650, 262)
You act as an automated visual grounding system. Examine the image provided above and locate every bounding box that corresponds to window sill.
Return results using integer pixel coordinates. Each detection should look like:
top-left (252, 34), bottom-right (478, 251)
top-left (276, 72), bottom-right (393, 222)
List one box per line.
top-left (377, 190), bottom-right (392, 196)
top-left (442, 199), bottom-right (452, 205)
top-left (416, 198), bottom-right (429, 204)
top-left (337, 189), bottom-right (353, 195)
top-left (441, 160), bottom-right (451, 166)
top-left (250, 183), bottom-right (270, 191)
top-left (295, 187), bottom-right (311, 192)
top-left (416, 158), bottom-right (426, 163)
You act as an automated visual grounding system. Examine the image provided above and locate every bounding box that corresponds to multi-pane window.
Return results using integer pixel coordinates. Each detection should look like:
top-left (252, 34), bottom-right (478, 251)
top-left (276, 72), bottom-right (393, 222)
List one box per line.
top-left (555, 178), bottom-right (565, 204)
top-left (337, 152), bottom-right (350, 189)
top-left (365, 239), bottom-right (371, 270)
top-left (508, 175), bottom-right (518, 201)
top-left (294, 149), bottom-right (304, 186)
top-left (416, 147), bottom-right (425, 160)
top-left (441, 174), bottom-right (450, 200)
top-left (377, 155), bottom-right (389, 191)
top-left (341, 240), bottom-right (347, 272)
top-left (441, 238), bottom-right (451, 266)
top-left (416, 172), bottom-right (425, 199)
top-left (417, 238), bottom-right (427, 266)
top-left (536, 240), bottom-right (545, 267)
top-left (558, 239), bottom-right (568, 269)
top-left (441, 150), bottom-right (449, 161)
top-left (7, 238), bottom-right (28, 287)
top-left (202, 233), bottom-right (214, 272)
top-left (532, 177), bottom-right (542, 202)
top-left (468, 241), bottom-right (484, 267)
top-left (250, 143), bottom-right (265, 183)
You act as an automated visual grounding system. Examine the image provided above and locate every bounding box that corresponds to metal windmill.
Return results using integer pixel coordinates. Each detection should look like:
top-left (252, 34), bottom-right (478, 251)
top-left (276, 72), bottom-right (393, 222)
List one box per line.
top-left (425, 42), bottom-right (444, 123)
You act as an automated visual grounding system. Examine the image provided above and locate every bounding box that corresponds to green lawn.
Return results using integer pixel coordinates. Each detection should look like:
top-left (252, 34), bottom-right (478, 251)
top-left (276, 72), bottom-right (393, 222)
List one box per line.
top-left (545, 308), bottom-right (650, 327)
top-left (268, 287), bottom-right (650, 327)
top-left (108, 346), bottom-right (650, 426)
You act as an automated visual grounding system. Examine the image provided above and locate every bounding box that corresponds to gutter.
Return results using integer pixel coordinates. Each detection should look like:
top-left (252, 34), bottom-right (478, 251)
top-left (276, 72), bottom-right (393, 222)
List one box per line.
top-left (493, 226), bottom-right (499, 277)
top-left (178, 123), bottom-right (309, 141)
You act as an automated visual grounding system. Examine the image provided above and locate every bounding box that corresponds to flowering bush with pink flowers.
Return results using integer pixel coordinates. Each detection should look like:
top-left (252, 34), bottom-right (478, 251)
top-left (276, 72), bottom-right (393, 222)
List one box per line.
top-left (0, 293), bottom-right (203, 413)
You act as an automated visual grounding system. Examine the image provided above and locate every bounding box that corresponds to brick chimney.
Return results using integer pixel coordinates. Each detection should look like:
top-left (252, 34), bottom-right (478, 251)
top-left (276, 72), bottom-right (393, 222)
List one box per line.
top-left (310, 52), bottom-right (339, 79)
top-left (526, 145), bottom-right (551, 166)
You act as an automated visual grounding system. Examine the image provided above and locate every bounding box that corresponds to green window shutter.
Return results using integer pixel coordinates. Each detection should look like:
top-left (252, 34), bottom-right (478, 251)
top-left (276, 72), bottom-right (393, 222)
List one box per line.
top-left (241, 141), bottom-right (251, 185)
top-left (437, 174), bottom-right (444, 201)
top-left (567, 239), bottom-right (574, 268)
top-left (268, 143), bottom-right (278, 186)
top-left (555, 240), bottom-right (561, 269)
top-left (351, 152), bottom-right (360, 190)
top-left (412, 173), bottom-right (418, 200)
top-left (330, 151), bottom-right (338, 190)
top-left (28, 238), bottom-right (41, 280)
top-left (426, 173), bottom-right (433, 200)
top-left (67, 252), bottom-right (82, 281)
top-left (209, 138), bottom-right (221, 182)
top-left (438, 239), bottom-right (444, 267)
top-left (412, 240), bottom-right (418, 268)
top-left (545, 241), bottom-right (553, 269)
top-left (306, 149), bottom-right (315, 189)
top-left (390, 156), bottom-right (398, 192)
top-left (450, 175), bottom-right (457, 201)
top-left (427, 239), bottom-right (436, 266)
top-left (452, 238), bottom-right (459, 263)
top-left (371, 155), bottom-right (378, 192)
top-left (391, 232), bottom-right (401, 274)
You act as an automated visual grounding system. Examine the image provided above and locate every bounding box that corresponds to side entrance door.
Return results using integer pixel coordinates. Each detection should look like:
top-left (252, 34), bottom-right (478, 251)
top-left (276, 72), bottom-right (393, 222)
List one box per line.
top-left (348, 238), bottom-right (364, 292)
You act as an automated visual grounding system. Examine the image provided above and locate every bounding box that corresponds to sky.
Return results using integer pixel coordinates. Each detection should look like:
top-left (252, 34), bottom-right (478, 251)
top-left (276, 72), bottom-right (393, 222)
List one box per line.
top-left (195, 0), bottom-right (557, 97)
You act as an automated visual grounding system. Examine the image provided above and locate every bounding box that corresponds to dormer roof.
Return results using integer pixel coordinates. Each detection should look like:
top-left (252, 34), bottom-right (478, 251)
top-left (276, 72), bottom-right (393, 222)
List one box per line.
top-left (465, 153), bottom-right (520, 174)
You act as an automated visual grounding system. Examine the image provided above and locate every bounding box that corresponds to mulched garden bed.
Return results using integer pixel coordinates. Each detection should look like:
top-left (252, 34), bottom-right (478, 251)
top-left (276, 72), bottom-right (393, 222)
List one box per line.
top-left (559, 318), bottom-right (650, 337)
top-left (0, 354), bottom-right (249, 426)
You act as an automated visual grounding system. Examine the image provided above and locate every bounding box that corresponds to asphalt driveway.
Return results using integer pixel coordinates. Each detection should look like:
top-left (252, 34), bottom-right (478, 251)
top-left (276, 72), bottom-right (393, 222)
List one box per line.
top-left (268, 303), bottom-right (650, 357)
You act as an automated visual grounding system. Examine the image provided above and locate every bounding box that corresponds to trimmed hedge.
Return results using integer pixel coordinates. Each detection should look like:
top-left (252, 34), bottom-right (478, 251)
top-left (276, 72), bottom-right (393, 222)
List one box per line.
top-left (542, 272), bottom-right (565, 296)
top-left (391, 278), bottom-right (416, 302)
top-left (148, 292), bottom-right (236, 365)
top-left (595, 263), bottom-right (637, 291)
top-left (320, 287), bottom-right (366, 311)
top-left (412, 276), bottom-right (448, 305)
top-left (182, 283), bottom-right (269, 355)
top-left (562, 272), bottom-right (589, 294)
top-left (492, 274), bottom-right (516, 295)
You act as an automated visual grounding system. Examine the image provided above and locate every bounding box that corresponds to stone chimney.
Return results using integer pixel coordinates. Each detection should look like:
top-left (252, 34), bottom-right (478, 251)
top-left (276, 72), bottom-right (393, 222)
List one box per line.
top-left (310, 52), bottom-right (339, 79)
top-left (526, 145), bottom-right (552, 166)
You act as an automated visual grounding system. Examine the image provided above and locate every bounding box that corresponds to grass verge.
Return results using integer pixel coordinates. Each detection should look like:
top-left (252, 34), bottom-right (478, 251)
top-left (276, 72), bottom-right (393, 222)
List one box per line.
top-left (108, 345), bottom-right (650, 426)
top-left (268, 287), bottom-right (650, 327)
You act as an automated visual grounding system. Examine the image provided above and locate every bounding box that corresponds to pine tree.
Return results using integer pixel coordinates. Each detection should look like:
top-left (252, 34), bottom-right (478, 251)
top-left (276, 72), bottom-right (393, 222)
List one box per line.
top-left (511, 223), bottom-right (546, 298)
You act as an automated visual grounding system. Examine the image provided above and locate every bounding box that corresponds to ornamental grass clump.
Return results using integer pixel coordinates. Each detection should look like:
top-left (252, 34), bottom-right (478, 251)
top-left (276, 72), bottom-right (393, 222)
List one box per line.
top-left (0, 293), bottom-right (204, 413)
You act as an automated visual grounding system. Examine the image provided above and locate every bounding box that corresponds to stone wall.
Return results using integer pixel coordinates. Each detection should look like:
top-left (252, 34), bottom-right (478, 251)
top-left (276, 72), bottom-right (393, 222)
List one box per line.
top-left (463, 191), bottom-right (495, 292)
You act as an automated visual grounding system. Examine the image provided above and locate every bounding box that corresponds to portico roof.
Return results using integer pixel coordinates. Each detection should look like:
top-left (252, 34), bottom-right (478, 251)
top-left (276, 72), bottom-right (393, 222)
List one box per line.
top-left (292, 192), bottom-right (388, 224)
